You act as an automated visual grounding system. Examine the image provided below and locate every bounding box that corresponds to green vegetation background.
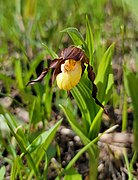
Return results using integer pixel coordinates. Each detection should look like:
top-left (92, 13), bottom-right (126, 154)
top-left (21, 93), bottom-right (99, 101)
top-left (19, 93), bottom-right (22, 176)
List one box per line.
top-left (0, 0), bottom-right (138, 179)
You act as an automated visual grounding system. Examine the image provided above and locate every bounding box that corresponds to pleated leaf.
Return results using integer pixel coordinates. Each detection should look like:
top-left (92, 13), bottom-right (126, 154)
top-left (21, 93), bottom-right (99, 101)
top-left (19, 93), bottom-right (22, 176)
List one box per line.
top-left (95, 43), bottom-right (115, 103)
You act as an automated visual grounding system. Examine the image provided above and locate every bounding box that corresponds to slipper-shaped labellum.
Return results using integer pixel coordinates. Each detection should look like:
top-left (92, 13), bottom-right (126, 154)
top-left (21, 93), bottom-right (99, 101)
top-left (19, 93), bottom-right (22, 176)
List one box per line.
top-left (56, 59), bottom-right (82, 90)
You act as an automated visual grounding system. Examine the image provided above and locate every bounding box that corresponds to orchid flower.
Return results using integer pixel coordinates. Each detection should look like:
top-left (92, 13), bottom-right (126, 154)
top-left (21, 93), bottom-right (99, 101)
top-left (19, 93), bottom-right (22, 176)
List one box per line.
top-left (26, 46), bottom-right (107, 114)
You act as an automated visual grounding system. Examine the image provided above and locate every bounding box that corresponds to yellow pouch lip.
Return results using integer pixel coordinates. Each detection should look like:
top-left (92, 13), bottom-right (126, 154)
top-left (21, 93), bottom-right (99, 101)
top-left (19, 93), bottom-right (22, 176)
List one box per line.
top-left (56, 60), bottom-right (82, 90)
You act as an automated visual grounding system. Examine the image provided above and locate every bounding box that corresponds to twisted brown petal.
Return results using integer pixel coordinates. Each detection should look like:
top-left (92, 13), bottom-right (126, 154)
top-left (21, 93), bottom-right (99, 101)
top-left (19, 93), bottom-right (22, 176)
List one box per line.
top-left (87, 64), bottom-right (108, 115)
top-left (51, 60), bottom-right (64, 84)
top-left (81, 62), bottom-right (86, 76)
top-left (26, 58), bottom-right (63, 86)
top-left (26, 68), bottom-right (49, 86)
top-left (49, 58), bottom-right (61, 68)
top-left (87, 64), bottom-right (95, 81)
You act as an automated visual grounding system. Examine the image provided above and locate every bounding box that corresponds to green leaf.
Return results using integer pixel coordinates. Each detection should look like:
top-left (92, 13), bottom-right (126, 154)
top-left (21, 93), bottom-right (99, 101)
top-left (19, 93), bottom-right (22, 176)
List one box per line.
top-left (65, 134), bottom-right (100, 171)
top-left (104, 70), bottom-right (114, 103)
top-left (28, 119), bottom-right (62, 177)
top-left (0, 74), bottom-right (14, 92)
top-left (64, 125), bottom-right (118, 172)
top-left (59, 104), bottom-right (90, 144)
top-left (23, 119), bottom-right (62, 155)
top-left (95, 43), bottom-right (115, 102)
top-left (17, 119), bottom-right (62, 180)
top-left (122, 93), bottom-right (128, 131)
top-left (2, 112), bottom-right (38, 177)
top-left (88, 108), bottom-right (103, 139)
top-left (85, 15), bottom-right (94, 65)
top-left (42, 43), bottom-right (58, 59)
top-left (61, 27), bottom-right (88, 51)
top-left (71, 85), bottom-right (91, 130)
top-left (25, 50), bottom-right (48, 83)
top-left (24, 0), bottom-right (37, 20)
top-left (125, 70), bottom-right (138, 151)
top-left (14, 59), bottom-right (24, 90)
top-left (11, 157), bottom-right (23, 180)
top-left (64, 168), bottom-right (82, 180)
top-left (0, 166), bottom-right (6, 180)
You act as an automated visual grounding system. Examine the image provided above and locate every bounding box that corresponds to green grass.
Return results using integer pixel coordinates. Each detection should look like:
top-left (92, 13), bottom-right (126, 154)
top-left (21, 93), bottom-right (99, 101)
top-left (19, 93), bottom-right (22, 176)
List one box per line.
top-left (0, 0), bottom-right (138, 179)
